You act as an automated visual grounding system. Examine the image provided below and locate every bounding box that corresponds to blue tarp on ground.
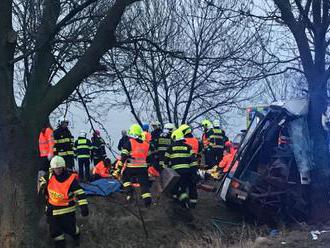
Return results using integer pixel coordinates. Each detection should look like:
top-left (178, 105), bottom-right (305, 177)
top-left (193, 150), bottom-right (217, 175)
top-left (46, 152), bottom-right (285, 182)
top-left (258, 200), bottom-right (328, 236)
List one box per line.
top-left (80, 179), bottom-right (121, 196)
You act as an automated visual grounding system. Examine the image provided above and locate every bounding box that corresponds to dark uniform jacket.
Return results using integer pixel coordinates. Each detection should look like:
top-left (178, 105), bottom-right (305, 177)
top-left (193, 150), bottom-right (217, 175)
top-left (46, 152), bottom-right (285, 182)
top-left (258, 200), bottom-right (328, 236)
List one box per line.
top-left (53, 127), bottom-right (74, 157)
top-left (74, 137), bottom-right (92, 159)
top-left (164, 140), bottom-right (194, 170)
top-left (92, 136), bottom-right (106, 161)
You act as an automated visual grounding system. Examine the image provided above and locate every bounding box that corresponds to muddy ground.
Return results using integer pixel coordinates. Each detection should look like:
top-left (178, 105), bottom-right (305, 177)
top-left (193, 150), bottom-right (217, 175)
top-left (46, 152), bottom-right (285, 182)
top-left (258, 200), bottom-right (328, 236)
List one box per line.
top-left (38, 183), bottom-right (330, 248)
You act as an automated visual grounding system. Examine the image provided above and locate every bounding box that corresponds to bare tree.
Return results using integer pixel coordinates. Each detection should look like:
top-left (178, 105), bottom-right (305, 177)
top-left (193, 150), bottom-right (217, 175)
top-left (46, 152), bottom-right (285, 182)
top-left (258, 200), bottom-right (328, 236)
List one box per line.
top-left (0, 0), bottom-right (141, 246)
top-left (105, 0), bottom-right (279, 128)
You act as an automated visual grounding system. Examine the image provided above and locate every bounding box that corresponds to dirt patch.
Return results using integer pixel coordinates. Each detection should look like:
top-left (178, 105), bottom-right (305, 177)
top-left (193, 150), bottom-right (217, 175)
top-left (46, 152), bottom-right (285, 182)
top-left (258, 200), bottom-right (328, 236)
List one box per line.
top-left (37, 187), bottom-right (330, 248)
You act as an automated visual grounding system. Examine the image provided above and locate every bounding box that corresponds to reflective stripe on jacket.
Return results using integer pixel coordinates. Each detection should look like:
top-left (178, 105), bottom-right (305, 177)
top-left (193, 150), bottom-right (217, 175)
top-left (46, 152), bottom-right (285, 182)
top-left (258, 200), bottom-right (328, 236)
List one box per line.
top-left (164, 141), bottom-right (193, 170)
top-left (209, 128), bottom-right (225, 149)
top-left (48, 174), bottom-right (76, 207)
top-left (53, 127), bottom-right (74, 157)
top-left (74, 137), bottom-right (92, 159)
top-left (39, 128), bottom-right (54, 157)
top-left (127, 138), bottom-right (149, 168)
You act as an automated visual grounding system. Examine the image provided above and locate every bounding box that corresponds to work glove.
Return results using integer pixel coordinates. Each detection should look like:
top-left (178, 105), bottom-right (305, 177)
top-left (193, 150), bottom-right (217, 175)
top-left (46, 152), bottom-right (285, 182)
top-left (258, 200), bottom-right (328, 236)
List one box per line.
top-left (81, 206), bottom-right (89, 217)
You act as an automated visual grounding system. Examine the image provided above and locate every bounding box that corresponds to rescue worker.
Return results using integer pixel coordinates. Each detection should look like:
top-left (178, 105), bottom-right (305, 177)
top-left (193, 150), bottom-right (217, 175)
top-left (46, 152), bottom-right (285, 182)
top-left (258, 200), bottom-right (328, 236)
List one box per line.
top-left (39, 156), bottom-right (88, 248)
top-left (142, 123), bottom-right (152, 143)
top-left (53, 118), bottom-right (75, 170)
top-left (164, 129), bottom-right (198, 208)
top-left (201, 119), bottom-right (213, 169)
top-left (179, 124), bottom-right (202, 170)
top-left (92, 158), bottom-right (112, 180)
top-left (149, 121), bottom-right (162, 169)
top-left (117, 130), bottom-right (129, 151)
top-left (209, 120), bottom-right (228, 167)
top-left (74, 131), bottom-right (92, 182)
top-left (156, 123), bottom-right (175, 171)
top-left (91, 130), bottom-right (107, 165)
top-left (119, 124), bottom-right (152, 208)
top-left (38, 121), bottom-right (54, 171)
top-left (219, 142), bottom-right (238, 174)
top-left (150, 120), bottom-right (162, 141)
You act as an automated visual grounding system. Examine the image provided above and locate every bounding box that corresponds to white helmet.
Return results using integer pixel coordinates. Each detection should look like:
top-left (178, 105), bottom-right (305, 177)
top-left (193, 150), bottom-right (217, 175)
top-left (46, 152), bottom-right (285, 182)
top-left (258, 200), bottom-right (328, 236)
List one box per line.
top-left (151, 120), bottom-right (161, 127)
top-left (164, 123), bottom-right (175, 130)
top-left (50, 156), bottom-right (66, 169)
top-left (80, 130), bottom-right (87, 137)
top-left (213, 120), bottom-right (220, 128)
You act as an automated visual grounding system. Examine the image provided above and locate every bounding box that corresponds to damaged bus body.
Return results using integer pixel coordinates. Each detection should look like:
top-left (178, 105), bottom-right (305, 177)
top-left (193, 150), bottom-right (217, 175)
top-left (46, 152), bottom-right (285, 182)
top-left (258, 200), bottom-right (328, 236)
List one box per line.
top-left (218, 99), bottom-right (313, 222)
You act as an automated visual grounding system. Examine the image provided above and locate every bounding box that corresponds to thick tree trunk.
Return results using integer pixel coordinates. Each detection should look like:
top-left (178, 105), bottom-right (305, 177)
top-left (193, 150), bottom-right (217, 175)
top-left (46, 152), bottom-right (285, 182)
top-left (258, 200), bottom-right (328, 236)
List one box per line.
top-left (0, 119), bottom-right (42, 247)
top-left (308, 81), bottom-right (330, 222)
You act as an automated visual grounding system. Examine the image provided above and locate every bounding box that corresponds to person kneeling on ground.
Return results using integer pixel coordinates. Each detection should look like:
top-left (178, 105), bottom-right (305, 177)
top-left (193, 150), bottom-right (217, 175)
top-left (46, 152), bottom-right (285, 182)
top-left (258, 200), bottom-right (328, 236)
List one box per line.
top-left (39, 156), bottom-right (89, 248)
top-left (92, 158), bottom-right (112, 181)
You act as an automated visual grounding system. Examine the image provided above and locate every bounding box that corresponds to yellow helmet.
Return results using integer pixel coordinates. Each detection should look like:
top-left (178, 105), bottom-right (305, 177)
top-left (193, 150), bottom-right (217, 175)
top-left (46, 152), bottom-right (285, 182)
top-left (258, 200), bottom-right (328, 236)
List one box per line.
top-left (201, 119), bottom-right (212, 128)
top-left (128, 124), bottom-right (143, 138)
top-left (171, 129), bottom-right (185, 141)
top-left (178, 124), bottom-right (192, 136)
top-left (50, 156), bottom-right (66, 169)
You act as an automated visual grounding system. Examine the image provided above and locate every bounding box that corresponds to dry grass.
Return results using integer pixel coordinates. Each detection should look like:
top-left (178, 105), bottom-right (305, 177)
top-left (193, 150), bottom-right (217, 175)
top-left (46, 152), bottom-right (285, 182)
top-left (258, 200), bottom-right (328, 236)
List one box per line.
top-left (37, 192), bottom-right (330, 248)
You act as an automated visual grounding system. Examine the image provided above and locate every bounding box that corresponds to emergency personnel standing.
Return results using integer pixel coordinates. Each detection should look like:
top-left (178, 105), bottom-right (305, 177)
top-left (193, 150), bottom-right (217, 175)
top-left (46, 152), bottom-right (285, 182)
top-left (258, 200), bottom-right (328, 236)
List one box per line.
top-left (38, 122), bottom-right (54, 171)
top-left (39, 156), bottom-right (88, 248)
top-left (150, 121), bottom-right (162, 141)
top-left (179, 124), bottom-right (202, 169)
top-left (74, 131), bottom-right (92, 181)
top-left (53, 118), bottom-right (75, 170)
top-left (209, 120), bottom-right (228, 167)
top-left (117, 130), bottom-right (129, 151)
top-left (119, 124), bottom-right (152, 208)
top-left (164, 129), bottom-right (198, 208)
top-left (156, 123), bottom-right (175, 171)
top-left (91, 130), bottom-right (107, 165)
top-left (149, 121), bottom-right (162, 171)
top-left (201, 119), bottom-right (213, 169)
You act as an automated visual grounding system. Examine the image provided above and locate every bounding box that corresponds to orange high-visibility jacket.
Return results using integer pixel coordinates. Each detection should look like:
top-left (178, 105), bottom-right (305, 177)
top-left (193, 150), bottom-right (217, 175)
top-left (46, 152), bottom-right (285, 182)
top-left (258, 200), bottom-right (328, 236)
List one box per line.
top-left (127, 138), bottom-right (149, 168)
top-left (39, 128), bottom-right (54, 157)
top-left (47, 174), bottom-right (76, 206)
top-left (93, 161), bottom-right (110, 178)
top-left (184, 137), bottom-right (199, 154)
top-left (219, 150), bottom-right (237, 173)
top-left (143, 131), bottom-right (152, 143)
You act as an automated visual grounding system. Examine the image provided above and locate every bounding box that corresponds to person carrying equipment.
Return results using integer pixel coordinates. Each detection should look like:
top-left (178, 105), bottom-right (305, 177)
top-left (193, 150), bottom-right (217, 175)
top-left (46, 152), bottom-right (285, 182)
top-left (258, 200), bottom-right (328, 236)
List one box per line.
top-left (39, 156), bottom-right (88, 248)
top-left (164, 129), bottom-right (198, 208)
